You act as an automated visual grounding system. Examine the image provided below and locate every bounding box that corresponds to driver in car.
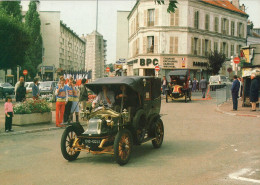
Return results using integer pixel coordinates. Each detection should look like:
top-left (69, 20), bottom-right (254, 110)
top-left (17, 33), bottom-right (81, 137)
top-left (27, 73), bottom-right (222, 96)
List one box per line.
top-left (92, 86), bottom-right (115, 108)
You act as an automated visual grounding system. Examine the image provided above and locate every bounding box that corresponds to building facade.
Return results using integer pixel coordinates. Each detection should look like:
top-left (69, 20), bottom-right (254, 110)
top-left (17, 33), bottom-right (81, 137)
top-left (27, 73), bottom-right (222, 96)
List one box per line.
top-left (40, 11), bottom-right (85, 80)
top-left (83, 31), bottom-right (106, 81)
top-left (127, 0), bottom-right (248, 79)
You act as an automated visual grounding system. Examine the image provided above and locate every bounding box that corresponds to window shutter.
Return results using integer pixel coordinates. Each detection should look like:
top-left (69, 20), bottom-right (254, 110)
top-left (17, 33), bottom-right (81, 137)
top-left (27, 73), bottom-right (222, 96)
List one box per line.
top-left (144, 10), bottom-right (147, 27)
top-left (143, 37), bottom-right (147, 54)
top-left (170, 13), bottom-right (174, 26)
top-left (136, 38), bottom-right (139, 55)
top-left (155, 9), bottom-right (159, 26)
top-left (226, 44), bottom-right (229, 57)
top-left (198, 39), bottom-right (201, 55)
top-left (174, 37), bottom-right (178, 54)
top-left (242, 23), bottom-right (245, 38)
top-left (170, 37), bottom-right (174, 54)
top-left (175, 9), bottom-right (179, 26)
top-left (208, 40), bottom-right (211, 53)
top-left (191, 37), bottom-right (194, 54)
top-left (154, 36), bottom-right (158, 53)
top-left (202, 39), bottom-right (205, 56)
top-left (237, 23), bottom-right (239, 37)
top-left (197, 12), bottom-right (200, 29)
top-left (220, 42), bottom-right (223, 54)
top-left (227, 20), bottom-right (229, 35)
top-left (194, 12), bottom-right (197, 28)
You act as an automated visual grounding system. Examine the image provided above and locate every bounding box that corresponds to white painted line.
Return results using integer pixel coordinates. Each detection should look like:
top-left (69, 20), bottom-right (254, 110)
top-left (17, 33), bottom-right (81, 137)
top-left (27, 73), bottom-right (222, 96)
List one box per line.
top-left (229, 168), bottom-right (260, 184)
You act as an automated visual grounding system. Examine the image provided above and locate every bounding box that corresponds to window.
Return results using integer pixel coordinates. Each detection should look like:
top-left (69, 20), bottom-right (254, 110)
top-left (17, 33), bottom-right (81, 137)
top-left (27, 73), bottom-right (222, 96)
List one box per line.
top-left (194, 11), bottom-right (199, 29)
top-left (205, 39), bottom-right (209, 56)
top-left (194, 38), bottom-right (198, 55)
top-left (148, 9), bottom-right (154, 26)
top-left (205, 14), bottom-right (210, 31)
top-left (231, 21), bottom-right (235, 36)
top-left (238, 23), bottom-right (244, 38)
top-left (221, 42), bottom-right (228, 57)
top-left (170, 37), bottom-right (179, 54)
top-left (147, 36), bottom-right (154, 53)
top-left (170, 9), bottom-right (179, 26)
top-left (214, 42), bottom-right (218, 52)
top-left (231, 44), bottom-right (234, 56)
top-left (214, 17), bottom-right (219, 32)
top-left (222, 18), bottom-right (229, 35)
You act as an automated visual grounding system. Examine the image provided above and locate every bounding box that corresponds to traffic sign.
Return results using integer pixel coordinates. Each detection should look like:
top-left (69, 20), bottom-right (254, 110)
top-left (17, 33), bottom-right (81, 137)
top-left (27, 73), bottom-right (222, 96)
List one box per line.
top-left (155, 65), bottom-right (160, 72)
top-left (234, 57), bottom-right (240, 64)
top-left (106, 67), bottom-right (110, 73)
top-left (23, 69), bottom-right (28, 76)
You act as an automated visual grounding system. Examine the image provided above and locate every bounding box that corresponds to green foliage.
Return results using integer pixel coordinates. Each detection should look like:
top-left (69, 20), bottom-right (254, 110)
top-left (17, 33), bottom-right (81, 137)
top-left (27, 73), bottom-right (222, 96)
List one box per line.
top-left (13, 99), bottom-right (51, 114)
top-left (0, 1), bottom-right (22, 21)
top-left (0, 9), bottom-right (31, 70)
top-left (207, 51), bottom-right (226, 75)
top-left (24, 1), bottom-right (43, 79)
top-left (155, 0), bottom-right (178, 13)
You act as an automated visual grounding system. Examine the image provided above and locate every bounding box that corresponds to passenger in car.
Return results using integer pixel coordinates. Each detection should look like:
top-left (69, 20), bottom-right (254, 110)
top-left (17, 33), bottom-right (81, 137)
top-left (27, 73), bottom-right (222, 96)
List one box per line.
top-left (92, 86), bottom-right (115, 108)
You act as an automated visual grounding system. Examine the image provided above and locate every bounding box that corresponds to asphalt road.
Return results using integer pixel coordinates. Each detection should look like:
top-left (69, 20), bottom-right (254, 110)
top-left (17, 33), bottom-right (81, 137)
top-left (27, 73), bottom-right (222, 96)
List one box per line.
top-left (0, 98), bottom-right (259, 185)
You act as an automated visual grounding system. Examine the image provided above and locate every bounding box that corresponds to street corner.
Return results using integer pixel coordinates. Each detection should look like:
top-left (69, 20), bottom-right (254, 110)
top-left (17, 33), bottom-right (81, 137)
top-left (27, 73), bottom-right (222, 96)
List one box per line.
top-left (216, 101), bottom-right (260, 118)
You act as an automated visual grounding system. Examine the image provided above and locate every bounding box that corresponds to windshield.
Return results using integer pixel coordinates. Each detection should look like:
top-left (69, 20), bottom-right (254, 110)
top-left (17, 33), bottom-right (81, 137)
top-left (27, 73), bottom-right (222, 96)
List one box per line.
top-left (39, 82), bottom-right (52, 88)
top-left (209, 76), bottom-right (219, 83)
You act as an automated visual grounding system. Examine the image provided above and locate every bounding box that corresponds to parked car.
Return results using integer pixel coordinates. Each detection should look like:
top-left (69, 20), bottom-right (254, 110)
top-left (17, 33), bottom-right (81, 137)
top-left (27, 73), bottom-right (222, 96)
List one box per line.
top-left (209, 75), bottom-right (231, 90)
top-left (39, 81), bottom-right (58, 95)
top-left (0, 83), bottom-right (15, 97)
top-left (25, 82), bottom-right (34, 98)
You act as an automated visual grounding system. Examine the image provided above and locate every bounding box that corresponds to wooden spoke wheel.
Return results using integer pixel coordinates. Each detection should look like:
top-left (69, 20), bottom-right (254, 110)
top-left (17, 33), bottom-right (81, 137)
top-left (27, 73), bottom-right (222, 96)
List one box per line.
top-left (152, 119), bottom-right (164, 148)
top-left (61, 126), bottom-right (81, 161)
top-left (114, 129), bottom-right (133, 165)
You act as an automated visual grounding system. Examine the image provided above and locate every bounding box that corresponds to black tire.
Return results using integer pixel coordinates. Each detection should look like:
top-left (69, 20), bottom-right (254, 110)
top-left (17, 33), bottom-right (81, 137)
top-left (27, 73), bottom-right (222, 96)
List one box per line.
top-left (151, 119), bottom-right (164, 148)
top-left (61, 126), bottom-right (81, 161)
top-left (133, 115), bottom-right (146, 145)
top-left (114, 129), bottom-right (133, 165)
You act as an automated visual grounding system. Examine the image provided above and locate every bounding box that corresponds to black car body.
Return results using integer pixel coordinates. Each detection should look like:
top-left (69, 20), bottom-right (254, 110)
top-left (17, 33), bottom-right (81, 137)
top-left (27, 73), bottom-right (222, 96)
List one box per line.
top-left (60, 76), bottom-right (164, 165)
top-left (0, 83), bottom-right (15, 97)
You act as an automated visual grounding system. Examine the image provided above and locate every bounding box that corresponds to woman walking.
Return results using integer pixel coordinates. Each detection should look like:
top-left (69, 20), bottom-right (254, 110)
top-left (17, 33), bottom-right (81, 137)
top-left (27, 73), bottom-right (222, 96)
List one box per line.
top-left (4, 96), bottom-right (14, 132)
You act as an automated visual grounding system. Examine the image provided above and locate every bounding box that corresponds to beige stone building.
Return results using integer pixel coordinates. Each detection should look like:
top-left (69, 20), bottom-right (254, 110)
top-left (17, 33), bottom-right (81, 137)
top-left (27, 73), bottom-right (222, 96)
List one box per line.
top-left (40, 11), bottom-right (85, 80)
top-left (83, 31), bottom-right (106, 80)
top-left (127, 0), bottom-right (248, 79)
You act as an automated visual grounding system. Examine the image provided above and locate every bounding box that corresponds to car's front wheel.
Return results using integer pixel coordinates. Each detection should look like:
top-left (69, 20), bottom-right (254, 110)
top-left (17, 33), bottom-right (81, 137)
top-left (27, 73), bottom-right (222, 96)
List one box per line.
top-left (114, 129), bottom-right (133, 165)
top-left (61, 126), bottom-right (81, 161)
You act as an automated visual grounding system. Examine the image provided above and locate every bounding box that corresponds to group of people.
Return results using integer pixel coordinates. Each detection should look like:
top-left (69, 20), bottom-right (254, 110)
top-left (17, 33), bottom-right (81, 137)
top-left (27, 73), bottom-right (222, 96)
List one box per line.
top-left (231, 74), bottom-right (258, 111)
top-left (55, 76), bottom-right (89, 127)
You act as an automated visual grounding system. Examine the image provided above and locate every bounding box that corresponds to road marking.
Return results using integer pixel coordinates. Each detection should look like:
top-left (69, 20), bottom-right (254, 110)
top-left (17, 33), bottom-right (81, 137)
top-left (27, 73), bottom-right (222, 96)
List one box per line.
top-left (229, 168), bottom-right (260, 184)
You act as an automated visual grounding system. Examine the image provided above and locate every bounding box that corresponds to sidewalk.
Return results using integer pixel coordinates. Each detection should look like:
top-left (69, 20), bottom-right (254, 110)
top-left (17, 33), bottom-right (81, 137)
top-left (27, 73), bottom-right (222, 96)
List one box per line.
top-left (217, 98), bottom-right (260, 117)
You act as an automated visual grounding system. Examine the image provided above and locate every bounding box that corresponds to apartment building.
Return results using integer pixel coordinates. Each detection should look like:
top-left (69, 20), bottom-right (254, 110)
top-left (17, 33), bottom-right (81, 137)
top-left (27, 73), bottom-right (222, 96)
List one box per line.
top-left (40, 11), bottom-right (85, 80)
top-left (83, 31), bottom-right (106, 80)
top-left (127, 0), bottom-right (248, 79)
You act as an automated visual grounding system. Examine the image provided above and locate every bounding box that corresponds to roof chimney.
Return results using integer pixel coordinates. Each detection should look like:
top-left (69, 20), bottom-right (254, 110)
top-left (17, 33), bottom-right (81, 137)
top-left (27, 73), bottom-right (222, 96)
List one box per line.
top-left (232, 0), bottom-right (240, 9)
top-left (240, 4), bottom-right (245, 12)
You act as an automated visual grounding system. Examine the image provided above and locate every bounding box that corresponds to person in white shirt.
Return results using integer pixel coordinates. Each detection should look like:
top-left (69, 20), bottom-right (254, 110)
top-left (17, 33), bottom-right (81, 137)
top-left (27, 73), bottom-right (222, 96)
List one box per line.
top-left (92, 86), bottom-right (115, 108)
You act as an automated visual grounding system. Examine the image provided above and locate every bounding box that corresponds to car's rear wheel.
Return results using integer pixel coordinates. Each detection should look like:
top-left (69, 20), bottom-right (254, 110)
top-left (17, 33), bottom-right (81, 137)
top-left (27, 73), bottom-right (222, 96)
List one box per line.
top-left (61, 126), bottom-right (81, 161)
top-left (114, 129), bottom-right (133, 165)
top-left (151, 119), bottom-right (164, 148)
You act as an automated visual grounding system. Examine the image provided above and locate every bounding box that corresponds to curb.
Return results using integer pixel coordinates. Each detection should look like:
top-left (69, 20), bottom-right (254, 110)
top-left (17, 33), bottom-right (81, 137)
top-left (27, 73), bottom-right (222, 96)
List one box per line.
top-left (216, 105), bottom-right (260, 118)
top-left (0, 123), bottom-right (88, 136)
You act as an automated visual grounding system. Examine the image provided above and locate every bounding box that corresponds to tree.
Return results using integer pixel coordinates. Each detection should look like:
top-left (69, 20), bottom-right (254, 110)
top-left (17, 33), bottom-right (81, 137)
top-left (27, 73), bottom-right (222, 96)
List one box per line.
top-left (0, 10), bottom-right (31, 71)
top-left (24, 1), bottom-right (43, 79)
top-left (155, 0), bottom-right (178, 13)
top-left (207, 51), bottom-right (226, 75)
top-left (0, 1), bottom-right (22, 21)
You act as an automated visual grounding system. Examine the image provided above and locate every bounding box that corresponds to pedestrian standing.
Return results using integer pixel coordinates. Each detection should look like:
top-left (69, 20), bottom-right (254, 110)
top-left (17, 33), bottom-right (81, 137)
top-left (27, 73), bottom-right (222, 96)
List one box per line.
top-left (199, 76), bottom-right (207, 98)
top-left (4, 96), bottom-right (14, 132)
top-left (238, 77), bottom-right (242, 98)
top-left (32, 78), bottom-right (40, 100)
top-left (249, 73), bottom-right (259, 111)
top-left (63, 77), bottom-right (76, 123)
top-left (161, 76), bottom-right (168, 96)
top-left (15, 76), bottom-right (24, 96)
top-left (79, 78), bottom-right (89, 112)
top-left (71, 80), bottom-right (80, 122)
top-left (231, 75), bottom-right (240, 111)
top-left (192, 78), bottom-right (197, 92)
top-left (16, 81), bottom-right (26, 102)
top-left (55, 76), bottom-right (67, 127)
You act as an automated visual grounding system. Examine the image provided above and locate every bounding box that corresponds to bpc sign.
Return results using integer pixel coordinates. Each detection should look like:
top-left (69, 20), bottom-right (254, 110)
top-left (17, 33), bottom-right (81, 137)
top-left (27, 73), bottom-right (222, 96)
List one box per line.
top-left (140, 58), bottom-right (159, 66)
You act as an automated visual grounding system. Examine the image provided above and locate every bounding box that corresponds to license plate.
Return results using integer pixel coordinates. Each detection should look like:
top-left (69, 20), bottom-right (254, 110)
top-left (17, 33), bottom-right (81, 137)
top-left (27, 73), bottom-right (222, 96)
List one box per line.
top-left (85, 139), bottom-right (101, 144)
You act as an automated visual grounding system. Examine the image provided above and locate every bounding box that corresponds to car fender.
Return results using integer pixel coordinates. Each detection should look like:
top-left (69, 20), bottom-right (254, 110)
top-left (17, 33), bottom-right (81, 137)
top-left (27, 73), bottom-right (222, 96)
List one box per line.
top-left (66, 122), bottom-right (84, 135)
top-left (132, 109), bottom-right (146, 129)
top-left (148, 113), bottom-right (160, 127)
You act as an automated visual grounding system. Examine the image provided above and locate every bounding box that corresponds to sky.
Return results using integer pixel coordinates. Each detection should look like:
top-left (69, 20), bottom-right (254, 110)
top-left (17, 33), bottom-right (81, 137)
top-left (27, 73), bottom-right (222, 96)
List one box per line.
top-left (21, 0), bottom-right (260, 64)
